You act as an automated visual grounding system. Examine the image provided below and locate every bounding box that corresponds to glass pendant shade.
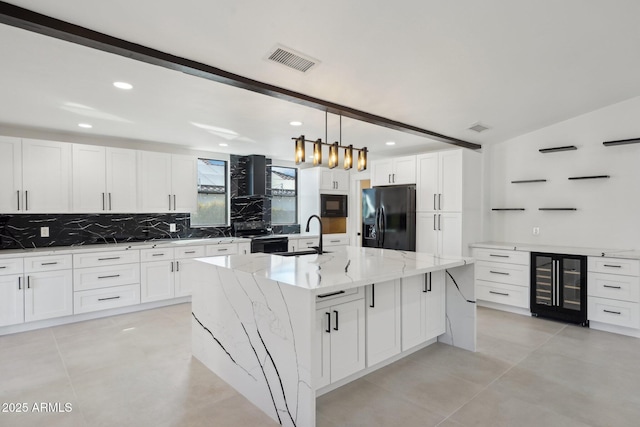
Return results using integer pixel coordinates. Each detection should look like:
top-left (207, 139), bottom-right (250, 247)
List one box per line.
top-left (357, 147), bottom-right (368, 171)
top-left (313, 139), bottom-right (322, 166)
top-left (328, 142), bottom-right (339, 169)
top-left (344, 145), bottom-right (353, 170)
top-left (295, 135), bottom-right (305, 164)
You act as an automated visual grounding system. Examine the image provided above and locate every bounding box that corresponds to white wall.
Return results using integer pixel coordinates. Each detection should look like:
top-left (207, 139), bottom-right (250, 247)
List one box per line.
top-left (485, 95), bottom-right (640, 249)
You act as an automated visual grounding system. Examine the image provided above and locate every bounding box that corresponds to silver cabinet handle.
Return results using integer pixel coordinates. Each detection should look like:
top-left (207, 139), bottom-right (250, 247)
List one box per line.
top-left (27, 276), bottom-right (31, 289)
top-left (184, 251), bottom-right (196, 254)
top-left (25, 190), bottom-right (28, 211)
top-left (173, 194), bottom-right (176, 210)
top-left (603, 309), bottom-right (621, 315)
top-left (98, 296), bottom-right (121, 301)
top-left (0, 266), bottom-right (6, 269)
top-left (489, 290), bottom-right (509, 296)
top-left (109, 193), bottom-right (112, 211)
top-left (433, 214), bottom-right (436, 231)
top-left (41, 262), bottom-right (58, 266)
top-left (604, 264), bottom-right (622, 268)
top-left (489, 271), bottom-right (510, 275)
top-left (392, 173), bottom-right (395, 183)
top-left (438, 193), bottom-right (442, 210)
top-left (152, 253), bottom-right (165, 257)
top-left (329, 240), bottom-right (340, 243)
top-left (438, 214), bottom-right (441, 231)
top-left (369, 283), bottom-right (375, 308)
top-left (98, 257), bottom-right (120, 261)
top-left (218, 248), bottom-right (228, 252)
top-left (98, 274), bottom-right (120, 279)
top-left (603, 285), bottom-right (622, 289)
top-left (490, 254), bottom-right (509, 258)
top-left (17, 190), bottom-right (20, 211)
top-left (18, 276), bottom-right (21, 290)
top-left (169, 195), bottom-right (172, 210)
top-left (170, 261), bottom-right (174, 273)
top-left (102, 192), bottom-right (105, 210)
top-left (388, 174), bottom-right (391, 183)
top-left (433, 194), bottom-right (437, 210)
top-left (176, 261), bottom-right (180, 272)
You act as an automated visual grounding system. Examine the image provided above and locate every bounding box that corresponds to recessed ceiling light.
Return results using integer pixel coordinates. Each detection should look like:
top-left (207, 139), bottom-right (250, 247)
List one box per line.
top-left (78, 123), bottom-right (93, 128)
top-left (113, 81), bottom-right (133, 90)
top-left (219, 143), bottom-right (228, 147)
top-left (290, 121), bottom-right (303, 126)
top-left (385, 141), bottom-right (396, 146)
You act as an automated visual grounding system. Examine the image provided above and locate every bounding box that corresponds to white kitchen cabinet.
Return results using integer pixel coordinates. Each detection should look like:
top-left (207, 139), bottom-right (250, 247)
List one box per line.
top-left (366, 280), bottom-right (401, 366)
top-left (174, 246), bottom-right (206, 297)
top-left (21, 139), bottom-right (72, 213)
top-left (416, 150), bottom-right (462, 212)
top-left (0, 274), bottom-right (24, 327)
top-left (24, 270), bottom-right (73, 322)
top-left (238, 242), bottom-right (251, 255)
top-left (138, 152), bottom-right (196, 213)
top-left (72, 144), bottom-right (138, 212)
top-left (141, 260), bottom-right (175, 303)
top-left (401, 272), bottom-right (445, 351)
top-left (417, 212), bottom-right (462, 257)
top-left (0, 136), bottom-right (22, 213)
top-left (473, 247), bottom-right (531, 311)
top-left (315, 298), bottom-right (365, 388)
top-left (319, 168), bottom-right (349, 192)
top-left (370, 155), bottom-right (416, 186)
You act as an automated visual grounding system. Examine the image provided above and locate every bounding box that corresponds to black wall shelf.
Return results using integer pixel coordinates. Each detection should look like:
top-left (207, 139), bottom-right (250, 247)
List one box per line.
top-left (511, 179), bottom-right (547, 184)
top-left (603, 138), bottom-right (640, 147)
top-left (492, 208), bottom-right (525, 211)
top-left (568, 175), bottom-right (610, 180)
top-left (539, 145), bottom-right (577, 153)
top-left (539, 208), bottom-right (577, 211)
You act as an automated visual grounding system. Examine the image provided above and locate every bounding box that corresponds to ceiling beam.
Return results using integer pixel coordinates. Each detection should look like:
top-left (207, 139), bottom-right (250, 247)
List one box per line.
top-left (0, 1), bottom-right (481, 150)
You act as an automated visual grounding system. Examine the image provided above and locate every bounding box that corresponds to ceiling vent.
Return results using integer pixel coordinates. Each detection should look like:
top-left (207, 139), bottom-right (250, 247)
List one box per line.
top-left (468, 122), bottom-right (490, 133)
top-left (267, 45), bottom-right (318, 73)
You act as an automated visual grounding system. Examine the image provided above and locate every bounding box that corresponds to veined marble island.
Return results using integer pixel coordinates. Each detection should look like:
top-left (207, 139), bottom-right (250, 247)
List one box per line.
top-left (192, 246), bottom-right (476, 427)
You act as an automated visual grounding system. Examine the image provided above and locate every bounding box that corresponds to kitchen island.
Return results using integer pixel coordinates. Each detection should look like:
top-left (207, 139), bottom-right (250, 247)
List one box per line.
top-left (192, 246), bottom-right (475, 427)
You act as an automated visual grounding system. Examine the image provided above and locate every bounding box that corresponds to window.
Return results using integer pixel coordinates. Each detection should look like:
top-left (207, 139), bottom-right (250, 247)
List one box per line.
top-left (271, 166), bottom-right (297, 224)
top-left (191, 159), bottom-right (227, 227)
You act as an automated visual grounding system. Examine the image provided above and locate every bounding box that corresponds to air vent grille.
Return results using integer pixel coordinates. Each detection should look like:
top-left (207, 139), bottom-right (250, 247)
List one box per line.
top-left (268, 47), bottom-right (317, 72)
top-left (469, 123), bottom-right (490, 133)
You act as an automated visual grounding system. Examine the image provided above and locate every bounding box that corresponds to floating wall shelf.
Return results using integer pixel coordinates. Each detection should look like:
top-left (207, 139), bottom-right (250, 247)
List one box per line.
top-left (568, 175), bottom-right (610, 180)
top-left (538, 208), bottom-right (577, 211)
top-left (491, 208), bottom-right (526, 211)
top-left (603, 137), bottom-right (640, 147)
top-left (539, 145), bottom-right (577, 153)
top-left (511, 179), bottom-right (547, 184)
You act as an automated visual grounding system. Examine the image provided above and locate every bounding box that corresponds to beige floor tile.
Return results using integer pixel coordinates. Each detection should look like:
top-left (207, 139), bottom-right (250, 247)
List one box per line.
top-left (437, 419), bottom-right (467, 427)
top-left (475, 331), bottom-right (533, 365)
top-left (0, 327), bottom-right (56, 349)
top-left (50, 317), bottom-right (116, 340)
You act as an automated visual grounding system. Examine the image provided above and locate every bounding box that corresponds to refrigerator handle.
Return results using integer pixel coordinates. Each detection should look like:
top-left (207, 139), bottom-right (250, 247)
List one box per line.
top-left (375, 208), bottom-right (381, 247)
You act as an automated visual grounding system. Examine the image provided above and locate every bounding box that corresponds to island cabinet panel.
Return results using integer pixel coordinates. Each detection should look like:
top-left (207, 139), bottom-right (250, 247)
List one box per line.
top-left (366, 280), bottom-right (402, 367)
top-left (425, 271), bottom-right (446, 340)
top-left (315, 297), bottom-right (365, 387)
top-left (401, 271), bottom-right (446, 350)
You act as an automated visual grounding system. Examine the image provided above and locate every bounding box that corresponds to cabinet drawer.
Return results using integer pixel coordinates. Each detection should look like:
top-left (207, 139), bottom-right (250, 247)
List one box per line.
top-left (74, 264), bottom-right (140, 291)
top-left (476, 261), bottom-right (529, 287)
top-left (74, 284), bottom-right (141, 314)
top-left (205, 243), bottom-right (237, 256)
top-left (24, 254), bottom-right (72, 272)
top-left (476, 280), bottom-right (529, 308)
top-left (0, 257), bottom-right (23, 275)
top-left (175, 245), bottom-right (205, 259)
top-left (297, 238), bottom-right (319, 249)
top-left (588, 257), bottom-right (640, 277)
top-left (472, 248), bottom-right (529, 265)
top-left (325, 236), bottom-right (349, 246)
top-left (588, 296), bottom-right (639, 328)
top-left (315, 287), bottom-right (364, 309)
top-left (140, 248), bottom-right (175, 262)
top-left (73, 250), bottom-right (140, 268)
top-left (588, 272), bottom-right (639, 303)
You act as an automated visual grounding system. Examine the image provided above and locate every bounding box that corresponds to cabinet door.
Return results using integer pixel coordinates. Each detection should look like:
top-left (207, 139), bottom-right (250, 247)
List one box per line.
top-left (174, 258), bottom-right (199, 297)
top-left (425, 271), bottom-right (446, 340)
top-left (0, 136), bottom-right (22, 212)
top-left (366, 280), bottom-right (401, 366)
top-left (22, 139), bottom-right (71, 213)
top-left (416, 213), bottom-right (438, 254)
top-left (416, 153), bottom-right (438, 212)
top-left (106, 147), bottom-right (138, 212)
top-left (24, 270), bottom-right (73, 322)
top-left (138, 151), bottom-right (172, 212)
top-left (439, 212), bottom-right (462, 257)
top-left (391, 156), bottom-right (416, 185)
top-left (333, 169), bottom-right (350, 192)
top-left (439, 150), bottom-right (462, 212)
top-left (370, 159), bottom-right (393, 186)
top-left (238, 242), bottom-right (251, 255)
top-left (314, 308), bottom-right (331, 389)
top-left (141, 261), bottom-right (175, 302)
top-left (72, 144), bottom-right (106, 212)
top-left (171, 155), bottom-right (197, 212)
top-left (319, 169), bottom-right (334, 191)
top-left (0, 274), bottom-right (24, 327)
top-left (401, 275), bottom-right (426, 350)
top-left (287, 240), bottom-right (297, 253)
top-left (329, 299), bottom-right (365, 383)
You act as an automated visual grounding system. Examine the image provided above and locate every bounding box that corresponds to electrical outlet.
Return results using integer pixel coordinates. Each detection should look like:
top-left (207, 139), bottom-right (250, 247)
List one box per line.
top-left (40, 227), bottom-right (50, 238)
top-left (532, 227), bottom-right (540, 236)
top-left (169, 223), bottom-right (177, 232)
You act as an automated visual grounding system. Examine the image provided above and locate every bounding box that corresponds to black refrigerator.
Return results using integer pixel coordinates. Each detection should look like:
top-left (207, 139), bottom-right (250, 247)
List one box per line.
top-left (362, 185), bottom-right (416, 251)
top-left (531, 252), bottom-right (588, 326)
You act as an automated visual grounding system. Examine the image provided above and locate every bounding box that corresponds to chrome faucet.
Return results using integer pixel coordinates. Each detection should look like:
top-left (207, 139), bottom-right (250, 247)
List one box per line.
top-left (305, 215), bottom-right (323, 254)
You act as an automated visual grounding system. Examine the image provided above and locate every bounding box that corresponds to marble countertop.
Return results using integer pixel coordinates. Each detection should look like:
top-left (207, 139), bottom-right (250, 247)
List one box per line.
top-left (196, 246), bottom-right (473, 294)
top-left (470, 241), bottom-right (640, 259)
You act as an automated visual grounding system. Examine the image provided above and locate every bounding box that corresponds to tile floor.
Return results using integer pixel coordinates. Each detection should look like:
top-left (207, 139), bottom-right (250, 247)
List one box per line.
top-left (1, 304), bottom-right (640, 426)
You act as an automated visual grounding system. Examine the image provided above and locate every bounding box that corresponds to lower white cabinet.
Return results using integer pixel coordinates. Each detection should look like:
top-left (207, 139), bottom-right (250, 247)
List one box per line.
top-left (174, 258), bottom-right (200, 297)
top-left (0, 274), bottom-right (24, 327)
top-left (315, 298), bottom-right (365, 389)
top-left (24, 270), bottom-right (73, 322)
top-left (74, 284), bottom-right (140, 314)
top-left (141, 257), bottom-right (176, 303)
top-left (401, 271), bottom-right (446, 351)
top-left (366, 280), bottom-right (401, 367)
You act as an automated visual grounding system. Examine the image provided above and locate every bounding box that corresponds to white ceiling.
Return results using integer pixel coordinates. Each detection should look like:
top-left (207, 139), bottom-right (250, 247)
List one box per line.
top-left (2, 0), bottom-right (640, 161)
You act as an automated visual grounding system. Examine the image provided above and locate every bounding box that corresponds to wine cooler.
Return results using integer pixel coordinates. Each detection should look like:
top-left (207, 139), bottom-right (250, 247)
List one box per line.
top-left (531, 252), bottom-right (588, 326)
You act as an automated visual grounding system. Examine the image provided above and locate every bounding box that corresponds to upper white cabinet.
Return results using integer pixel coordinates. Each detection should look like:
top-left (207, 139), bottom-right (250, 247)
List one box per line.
top-left (416, 212), bottom-right (463, 257)
top-left (416, 150), bottom-right (462, 212)
top-left (370, 155), bottom-right (416, 186)
top-left (138, 152), bottom-right (197, 213)
top-left (319, 168), bottom-right (349, 192)
top-left (72, 145), bottom-right (138, 212)
top-left (4, 139), bottom-right (72, 213)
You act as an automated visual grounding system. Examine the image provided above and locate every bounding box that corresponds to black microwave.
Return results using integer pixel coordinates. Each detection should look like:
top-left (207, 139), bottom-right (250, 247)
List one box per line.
top-left (320, 194), bottom-right (348, 217)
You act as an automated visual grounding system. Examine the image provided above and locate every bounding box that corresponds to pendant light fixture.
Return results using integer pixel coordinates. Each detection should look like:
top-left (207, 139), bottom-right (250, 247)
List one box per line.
top-left (294, 135), bottom-right (305, 164)
top-left (344, 144), bottom-right (353, 170)
top-left (313, 138), bottom-right (322, 166)
top-left (357, 147), bottom-right (368, 171)
top-left (328, 142), bottom-right (339, 169)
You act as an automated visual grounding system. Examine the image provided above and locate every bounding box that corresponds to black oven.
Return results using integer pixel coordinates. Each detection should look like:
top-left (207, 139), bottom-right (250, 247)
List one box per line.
top-left (320, 194), bottom-right (348, 217)
top-left (250, 236), bottom-right (289, 254)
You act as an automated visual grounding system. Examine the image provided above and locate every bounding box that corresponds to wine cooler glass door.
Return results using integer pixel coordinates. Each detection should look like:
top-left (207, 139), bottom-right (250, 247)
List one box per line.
top-left (561, 258), bottom-right (582, 311)
top-left (535, 255), bottom-right (553, 306)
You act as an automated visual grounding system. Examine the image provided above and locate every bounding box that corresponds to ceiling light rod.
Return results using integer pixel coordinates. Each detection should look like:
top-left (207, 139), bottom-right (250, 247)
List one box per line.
top-left (0, 1), bottom-right (480, 151)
